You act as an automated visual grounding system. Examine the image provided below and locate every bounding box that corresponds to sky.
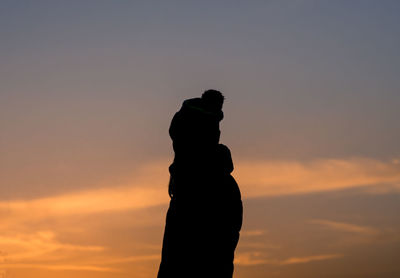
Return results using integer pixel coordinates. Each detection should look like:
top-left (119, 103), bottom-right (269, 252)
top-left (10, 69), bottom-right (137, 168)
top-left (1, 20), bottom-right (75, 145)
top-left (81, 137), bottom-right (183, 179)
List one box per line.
top-left (1, 1), bottom-right (400, 277)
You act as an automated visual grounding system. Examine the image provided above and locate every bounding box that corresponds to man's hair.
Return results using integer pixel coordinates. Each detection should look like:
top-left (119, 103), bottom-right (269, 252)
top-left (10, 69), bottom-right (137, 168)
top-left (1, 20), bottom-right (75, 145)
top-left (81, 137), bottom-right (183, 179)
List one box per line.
top-left (201, 89), bottom-right (225, 107)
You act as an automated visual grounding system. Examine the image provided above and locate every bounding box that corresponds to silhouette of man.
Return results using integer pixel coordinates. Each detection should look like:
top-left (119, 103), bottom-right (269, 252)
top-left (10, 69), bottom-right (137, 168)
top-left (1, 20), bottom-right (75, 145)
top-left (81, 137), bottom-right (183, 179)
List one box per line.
top-left (158, 90), bottom-right (242, 278)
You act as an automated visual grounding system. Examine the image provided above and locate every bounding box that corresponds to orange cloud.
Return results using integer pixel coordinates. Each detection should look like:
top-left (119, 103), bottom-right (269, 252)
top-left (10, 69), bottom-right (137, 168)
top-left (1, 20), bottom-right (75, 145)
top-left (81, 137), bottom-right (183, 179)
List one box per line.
top-left (309, 219), bottom-right (379, 235)
top-left (235, 158), bottom-right (400, 198)
top-left (0, 161), bottom-right (170, 228)
top-left (1, 157), bottom-right (398, 229)
top-left (0, 263), bottom-right (115, 272)
top-left (241, 229), bottom-right (266, 237)
top-left (0, 184), bottom-right (166, 216)
top-left (280, 254), bottom-right (343, 265)
top-left (234, 252), bottom-right (343, 266)
top-left (0, 231), bottom-right (104, 261)
top-left (0, 229), bottom-right (161, 274)
top-left (0, 157), bottom-right (398, 276)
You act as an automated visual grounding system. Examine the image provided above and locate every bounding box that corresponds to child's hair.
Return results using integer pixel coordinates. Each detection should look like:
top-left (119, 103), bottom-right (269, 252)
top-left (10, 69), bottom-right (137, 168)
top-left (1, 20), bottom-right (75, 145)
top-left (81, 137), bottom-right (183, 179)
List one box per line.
top-left (201, 89), bottom-right (225, 111)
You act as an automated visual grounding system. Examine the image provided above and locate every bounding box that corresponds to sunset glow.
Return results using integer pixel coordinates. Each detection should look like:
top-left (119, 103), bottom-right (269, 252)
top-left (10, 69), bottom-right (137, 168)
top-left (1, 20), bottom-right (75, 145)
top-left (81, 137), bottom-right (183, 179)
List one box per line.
top-left (1, 1), bottom-right (399, 277)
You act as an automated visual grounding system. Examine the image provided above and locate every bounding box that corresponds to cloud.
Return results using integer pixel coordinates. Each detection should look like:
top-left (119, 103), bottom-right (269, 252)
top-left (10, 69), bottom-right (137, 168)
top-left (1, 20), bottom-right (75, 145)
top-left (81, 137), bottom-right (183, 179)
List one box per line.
top-left (241, 229), bottom-right (266, 237)
top-left (0, 230), bottom-right (104, 261)
top-left (238, 242), bottom-right (281, 249)
top-left (0, 157), bottom-right (398, 234)
top-left (0, 230), bottom-right (117, 273)
top-left (92, 255), bottom-right (160, 265)
top-left (0, 263), bottom-right (115, 272)
top-left (0, 157), bottom-right (398, 275)
top-left (0, 161), bottom-right (170, 228)
top-left (0, 229), bottom-right (160, 273)
top-left (0, 184), bottom-right (166, 218)
top-left (235, 157), bottom-right (400, 198)
top-left (234, 252), bottom-right (273, 266)
top-left (309, 219), bottom-right (379, 235)
top-left (280, 254), bottom-right (343, 265)
top-left (234, 252), bottom-right (342, 266)
top-left (1, 157), bottom-right (398, 224)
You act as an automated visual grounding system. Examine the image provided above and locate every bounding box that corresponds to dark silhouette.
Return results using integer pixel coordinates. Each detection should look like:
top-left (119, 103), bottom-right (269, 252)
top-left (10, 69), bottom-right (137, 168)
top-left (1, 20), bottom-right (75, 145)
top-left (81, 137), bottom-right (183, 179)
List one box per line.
top-left (158, 90), bottom-right (243, 278)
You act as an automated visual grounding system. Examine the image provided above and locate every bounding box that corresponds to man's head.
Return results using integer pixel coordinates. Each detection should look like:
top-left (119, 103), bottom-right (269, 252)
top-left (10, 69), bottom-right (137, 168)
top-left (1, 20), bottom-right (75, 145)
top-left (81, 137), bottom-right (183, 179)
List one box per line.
top-left (201, 89), bottom-right (224, 112)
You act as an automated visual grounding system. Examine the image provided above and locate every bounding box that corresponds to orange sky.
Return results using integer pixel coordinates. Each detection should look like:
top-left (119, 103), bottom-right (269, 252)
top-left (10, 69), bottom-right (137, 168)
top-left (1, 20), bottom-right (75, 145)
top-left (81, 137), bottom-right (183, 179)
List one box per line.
top-left (1, 1), bottom-right (400, 278)
top-left (1, 158), bottom-right (399, 277)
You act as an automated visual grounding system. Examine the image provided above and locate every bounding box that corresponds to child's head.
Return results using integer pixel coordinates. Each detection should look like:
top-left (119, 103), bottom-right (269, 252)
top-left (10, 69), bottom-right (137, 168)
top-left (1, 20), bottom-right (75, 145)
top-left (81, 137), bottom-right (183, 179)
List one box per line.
top-left (202, 89), bottom-right (224, 112)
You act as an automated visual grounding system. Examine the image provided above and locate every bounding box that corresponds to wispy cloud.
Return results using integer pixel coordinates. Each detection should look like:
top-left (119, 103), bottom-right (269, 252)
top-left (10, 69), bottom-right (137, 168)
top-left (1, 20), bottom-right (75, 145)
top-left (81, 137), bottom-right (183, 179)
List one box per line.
top-left (92, 255), bottom-right (160, 265)
top-left (0, 230), bottom-right (115, 273)
top-left (0, 263), bottom-right (116, 272)
top-left (1, 157), bottom-right (398, 222)
top-left (0, 184), bottom-right (166, 218)
top-left (0, 161), bottom-right (170, 227)
top-left (0, 231), bottom-right (104, 262)
top-left (241, 229), bottom-right (266, 237)
top-left (0, 229), bottom-right (160, 273)
top-left (309, 219), bottom-right (379, 235)
top-left (234, 252), bottom-right (272, 266)
top-left (0, 157), bottom-right (398, 275)
top-left (280, 254), bottom-right (343, 265)
top-left (0, 231), bottom-right (104, 253)
top-left (235, 158), bottom-right (400, 198)
top-left (1, 157), bottom-right (398, 226)
top-left (235, 252), bottom-right (342, 266)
